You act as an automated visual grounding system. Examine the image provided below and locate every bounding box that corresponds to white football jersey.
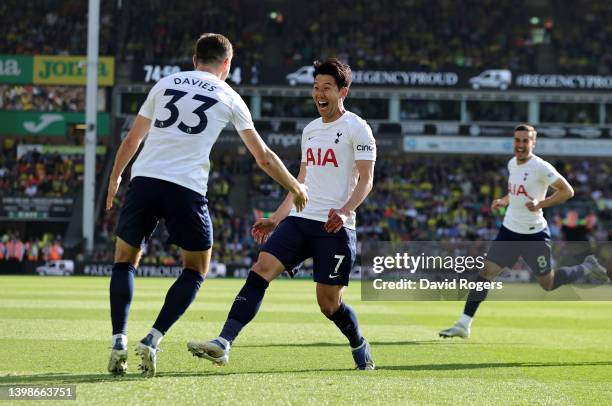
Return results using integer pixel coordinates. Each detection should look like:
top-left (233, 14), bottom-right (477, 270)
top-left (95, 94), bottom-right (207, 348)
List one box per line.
top-left (503, 155), bottom-right (561, 234)
top-left (290, 111), bottom-right (376, 229)
top-left (132, 70), bottom-right (254, 195)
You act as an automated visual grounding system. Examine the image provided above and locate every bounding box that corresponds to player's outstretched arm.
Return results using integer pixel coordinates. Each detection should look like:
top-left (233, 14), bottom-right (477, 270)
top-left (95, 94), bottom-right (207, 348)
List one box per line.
top-left (324, 160), bottom-right (374, 233)
top-left (252, 163), bottom-right (307, 244)
top-left (239, 129), bottom-right (308, 212)
top-left (271, 163), bottom-right (307, 222)
top-left (526, 176), bottom-right (574, 212)
top-left (106, 115), bottom-right (151, 210)
top-left (491, 194), bottom-right (509, 210)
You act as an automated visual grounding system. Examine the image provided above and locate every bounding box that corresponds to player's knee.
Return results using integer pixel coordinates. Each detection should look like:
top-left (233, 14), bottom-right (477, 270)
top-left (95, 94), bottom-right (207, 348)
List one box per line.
top-left (251, 260), bottom-right (274, 282)
top-left (478, 269), bottom-right (495, 281)
top-left (480, 261), bottom-right (500, 281)
top-left (181, 250), bottom-right (210, 276)
top-left (319, 303), bottom-right (339, 318)
top-left (539, 279), bottom-right (554, 291)
top-left (251, 253), bottom-right (285, 282)
top-left (182, 257), bottom-right (209, 275)
top-left (184, 263), bottom-right (208, 276)
top-left (114, 239), bottom-right (141, 266)
top-left (317, 296), bottom-right (341, 318)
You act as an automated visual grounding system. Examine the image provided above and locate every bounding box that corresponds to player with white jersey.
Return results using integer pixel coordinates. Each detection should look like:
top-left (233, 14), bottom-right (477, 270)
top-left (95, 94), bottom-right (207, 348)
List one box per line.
top-left (105, 33), bottom-right (308, 377)
top-left (188, 59), bottom-right (377, 370)
top-left (440, 124), bottom-right (608, 339)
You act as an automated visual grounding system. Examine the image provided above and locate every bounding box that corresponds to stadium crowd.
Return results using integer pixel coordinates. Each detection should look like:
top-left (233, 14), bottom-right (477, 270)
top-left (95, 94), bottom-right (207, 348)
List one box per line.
top-left (0, 146), bottom-right (86, 198)
top-left (0, 85), bottom-right (87, 112)
top-left (1, 0), bottom-right (611, 74)
top-left (91, 154), bottom-right (610, 267)
top-left (0, 231), bottom-right (64, 262)
top-left (0, 0), bottom-right (115, 56)
top-left (0, 133), bottom-right (111, 199)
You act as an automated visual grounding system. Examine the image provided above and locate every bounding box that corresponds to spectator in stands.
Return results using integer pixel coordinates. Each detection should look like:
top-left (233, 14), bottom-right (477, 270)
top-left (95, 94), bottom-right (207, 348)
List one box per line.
top-left (3, 0), bottom-right (610, 75)
top-left (44, 239), bottom-right (64, 261)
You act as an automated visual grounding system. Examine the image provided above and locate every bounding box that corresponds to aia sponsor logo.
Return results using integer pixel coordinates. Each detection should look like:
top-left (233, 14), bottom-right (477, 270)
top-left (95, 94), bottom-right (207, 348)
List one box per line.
top-left (306, 147), bottom-right (338, 167)
top-left (508, 182), bottom-right (529, 197)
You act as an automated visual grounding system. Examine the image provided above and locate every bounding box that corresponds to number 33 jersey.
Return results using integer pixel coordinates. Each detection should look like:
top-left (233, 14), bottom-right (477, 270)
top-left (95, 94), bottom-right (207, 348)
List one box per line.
top-left (132, 70), bottom-right (254, 196)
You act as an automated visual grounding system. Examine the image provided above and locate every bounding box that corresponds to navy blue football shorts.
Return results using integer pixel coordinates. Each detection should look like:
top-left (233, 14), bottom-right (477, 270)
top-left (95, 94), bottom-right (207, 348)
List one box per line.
top-left (115, 176), bottom-right (213, 251)
top-left (486, 225), bottom-right (552, 276)
top-left (261, 216), bottom-right (357, 286)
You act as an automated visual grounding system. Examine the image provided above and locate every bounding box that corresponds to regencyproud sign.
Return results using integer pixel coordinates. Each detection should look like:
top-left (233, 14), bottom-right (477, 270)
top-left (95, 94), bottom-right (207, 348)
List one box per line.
top-left (0, 55), bottom-right (114, 86)
top-left (129, 62), bottom-right (612, 92)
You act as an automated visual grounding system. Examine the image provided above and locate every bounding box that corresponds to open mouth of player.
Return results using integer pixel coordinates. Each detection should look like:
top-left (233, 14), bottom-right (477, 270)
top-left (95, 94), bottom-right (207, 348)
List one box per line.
top-left (317, 100), bottom-right (330, 111)
top-left (515, 147), bottom-right (526, 154)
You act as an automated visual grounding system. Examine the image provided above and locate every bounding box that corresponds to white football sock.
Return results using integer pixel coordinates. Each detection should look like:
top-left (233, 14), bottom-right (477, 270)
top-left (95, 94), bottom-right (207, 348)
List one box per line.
top-left (459, 314), bottom-right (473, 328)
top-left (148, 328), bottom-right (164, 347)
top-left (112, 333), bottom-right (127, 349)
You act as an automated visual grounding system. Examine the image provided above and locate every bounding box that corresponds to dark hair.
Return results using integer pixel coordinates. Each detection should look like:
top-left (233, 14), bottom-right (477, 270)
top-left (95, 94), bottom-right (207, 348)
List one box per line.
top-left (195, 33), bottom-right (233, 66)
top-left (312, 58), bottom-right (352, 89)
top-left (514, 123), bottom-right (537, 138)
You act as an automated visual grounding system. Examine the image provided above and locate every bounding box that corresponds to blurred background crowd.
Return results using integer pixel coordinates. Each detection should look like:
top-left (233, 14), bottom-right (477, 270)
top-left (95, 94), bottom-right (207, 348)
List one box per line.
top-left (0, 0), bottom-right (610, 270)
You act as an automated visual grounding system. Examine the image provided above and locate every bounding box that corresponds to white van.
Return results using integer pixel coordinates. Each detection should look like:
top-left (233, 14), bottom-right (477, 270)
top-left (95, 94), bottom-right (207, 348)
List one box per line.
top-left (469, 69), bottom-right (512, 90)
top-left (286, 66), bottom-right (315, 86)
top-left (36, 260), bottom-right (75, 276)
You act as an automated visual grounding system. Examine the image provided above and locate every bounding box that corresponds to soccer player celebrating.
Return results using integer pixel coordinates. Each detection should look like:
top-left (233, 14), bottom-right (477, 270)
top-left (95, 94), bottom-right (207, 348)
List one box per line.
top-left (188, 59), bottom-right (377, 370)
top-left (105, 33), bottom-right (308, 377)
top-left (440, 124), bottom-right (608, 339)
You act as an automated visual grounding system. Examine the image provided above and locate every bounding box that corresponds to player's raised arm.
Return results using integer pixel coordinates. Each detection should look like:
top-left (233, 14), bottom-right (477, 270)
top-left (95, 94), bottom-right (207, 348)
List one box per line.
top-left (491, 194), bottom-right (509, 210)
top-left (106, 115), bottom-right (151, 210)
top-left (325, 160), bottom-right (374, 233)
top-left (252, 163), bottom-right (307, 244)
top-left (238, 128), bottom-right (308, 212)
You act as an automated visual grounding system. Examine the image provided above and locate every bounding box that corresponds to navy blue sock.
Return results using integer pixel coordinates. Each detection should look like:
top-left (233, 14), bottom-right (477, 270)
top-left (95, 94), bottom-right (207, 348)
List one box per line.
top-left (463, 276), bottom-right (490, 318)
top-left (552, 264), bottom-right (587, 290)
top-left (220, 271), bottom-right (269, 343)
top-left (152, 268), bottom-right (204, 334)
top-left (110, 262), bottom-right (135, 335)
top-left (328, 303), bottom-right (364, 348)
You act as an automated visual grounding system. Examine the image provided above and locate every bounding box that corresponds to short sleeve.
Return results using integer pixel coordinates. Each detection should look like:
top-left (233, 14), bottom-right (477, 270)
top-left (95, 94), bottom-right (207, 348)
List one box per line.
top-left (539, 159), bottom-right (561, 186)
top-left (231, 94), bottom-right (255, 132)
top-left (352, 121), bottom-right (376, 161)
top-left (137, 80), bottom-right (164, 119)
top-left (300, 131), bottom-right (307, 163)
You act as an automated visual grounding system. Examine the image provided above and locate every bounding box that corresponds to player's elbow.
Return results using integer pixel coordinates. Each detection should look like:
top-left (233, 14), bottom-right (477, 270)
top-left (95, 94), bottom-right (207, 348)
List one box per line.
top-left (123, 133), bottom-right (142, 150)
top-left (563, 185), bottom-right (574, 200)
top-left (361, 175), bottom-right (374, 192)
top-left (255, 149), bottom-right (275, 170)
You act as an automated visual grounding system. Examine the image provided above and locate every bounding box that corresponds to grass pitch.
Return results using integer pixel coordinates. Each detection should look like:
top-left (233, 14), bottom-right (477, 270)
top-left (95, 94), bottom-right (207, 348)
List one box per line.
top-left (1, 275), bottom-right (612, 405)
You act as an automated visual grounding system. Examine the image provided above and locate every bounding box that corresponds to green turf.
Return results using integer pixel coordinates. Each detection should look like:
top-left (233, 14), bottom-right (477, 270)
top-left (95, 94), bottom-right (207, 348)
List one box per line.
top-left (1, 275), bottom-right (612, 405)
